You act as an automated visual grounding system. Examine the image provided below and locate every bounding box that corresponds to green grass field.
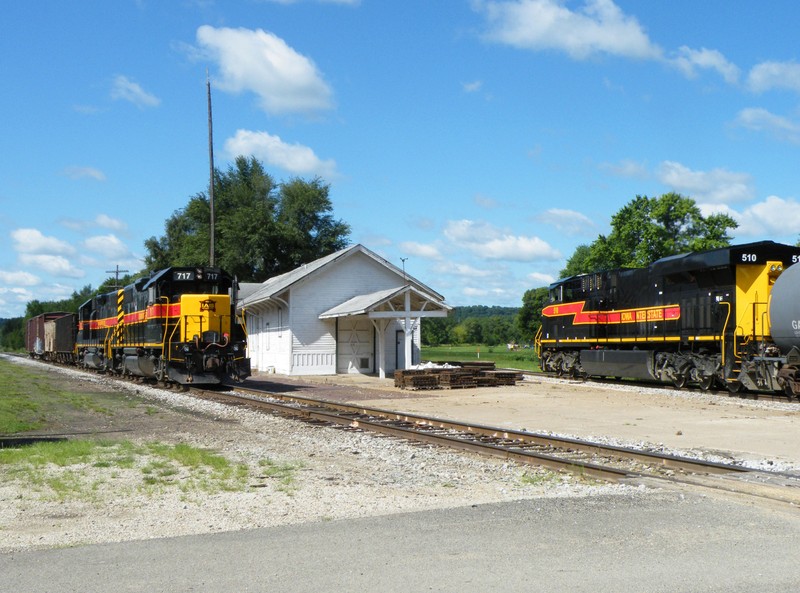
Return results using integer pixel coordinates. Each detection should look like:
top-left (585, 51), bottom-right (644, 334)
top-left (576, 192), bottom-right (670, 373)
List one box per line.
top-left (421, 344), bottom-right (541, 372)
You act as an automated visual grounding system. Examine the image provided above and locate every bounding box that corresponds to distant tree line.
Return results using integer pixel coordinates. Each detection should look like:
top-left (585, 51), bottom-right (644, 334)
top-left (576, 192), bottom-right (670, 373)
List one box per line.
top-left (422, 307), bottom-right (529, 347)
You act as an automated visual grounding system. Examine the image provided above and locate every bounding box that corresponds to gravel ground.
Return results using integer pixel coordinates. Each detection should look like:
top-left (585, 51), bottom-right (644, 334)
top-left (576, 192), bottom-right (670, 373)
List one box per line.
top-left (0, 356), bottom-right (642, 553)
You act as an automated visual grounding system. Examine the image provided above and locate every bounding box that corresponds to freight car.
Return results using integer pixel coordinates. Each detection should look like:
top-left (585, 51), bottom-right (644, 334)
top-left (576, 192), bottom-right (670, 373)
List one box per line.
top-left (25, 266), bottom-right (251, 385)
top-left (535, 241), bottom-right (800, 396)
top-left (25, 312), bottom-right (77, 363)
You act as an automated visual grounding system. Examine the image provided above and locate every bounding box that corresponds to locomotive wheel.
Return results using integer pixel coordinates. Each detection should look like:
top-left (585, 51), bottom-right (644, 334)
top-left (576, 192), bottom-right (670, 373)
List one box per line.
top-left (698, 375), bottom-right (714, 391)
top-left (726, 381), bottom-right (743, 394)
top-left (672, 375), bottom-right (687, 389)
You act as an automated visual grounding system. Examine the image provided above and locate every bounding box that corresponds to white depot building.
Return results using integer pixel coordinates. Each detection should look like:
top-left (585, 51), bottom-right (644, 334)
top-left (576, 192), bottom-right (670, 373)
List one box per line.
top-left (239, 244), bottom-right (451, 377)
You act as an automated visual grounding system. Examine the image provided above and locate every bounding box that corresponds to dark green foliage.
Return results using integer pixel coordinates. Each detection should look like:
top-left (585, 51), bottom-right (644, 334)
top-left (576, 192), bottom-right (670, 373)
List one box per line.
top-left (516, 287), bottom-right (549, 341)
top-left (560, 193), bottom-right (737, 277)
top-left (421, 307), bottom-right (523, 347)
top-left (144, 156), bottom-right (351, 282)
top-left (0, 317), bottom-right (25, 351)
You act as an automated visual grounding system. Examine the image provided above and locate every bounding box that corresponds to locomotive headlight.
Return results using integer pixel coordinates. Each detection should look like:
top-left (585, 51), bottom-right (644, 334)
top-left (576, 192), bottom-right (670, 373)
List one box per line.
top-left (233, 344), bottom-right (240, 352)
top-left (182, 345), bottom-right (192, 354)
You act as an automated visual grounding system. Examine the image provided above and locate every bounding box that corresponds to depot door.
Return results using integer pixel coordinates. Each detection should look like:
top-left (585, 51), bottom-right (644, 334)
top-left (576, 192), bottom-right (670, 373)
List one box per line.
top-left (337, 318), bottom-right (374, 374)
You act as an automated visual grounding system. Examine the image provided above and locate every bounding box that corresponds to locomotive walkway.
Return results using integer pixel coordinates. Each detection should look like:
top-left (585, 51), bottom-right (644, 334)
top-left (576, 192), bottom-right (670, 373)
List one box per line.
top-left (4, 492), bottom-right (800, 593)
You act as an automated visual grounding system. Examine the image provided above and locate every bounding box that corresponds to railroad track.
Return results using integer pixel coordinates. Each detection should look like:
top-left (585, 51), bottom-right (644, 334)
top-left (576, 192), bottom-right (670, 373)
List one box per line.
top-left (190, 384), bottom-right (800, 507)
top-left (8, 355), bottom-right (799, 507)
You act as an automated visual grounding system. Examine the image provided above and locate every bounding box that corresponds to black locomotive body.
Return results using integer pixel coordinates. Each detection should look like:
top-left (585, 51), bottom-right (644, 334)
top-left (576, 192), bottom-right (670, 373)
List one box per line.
top-left (536, 241), bottom-right (800, 396)
top-left (26, 266), bottom-right (251, 385)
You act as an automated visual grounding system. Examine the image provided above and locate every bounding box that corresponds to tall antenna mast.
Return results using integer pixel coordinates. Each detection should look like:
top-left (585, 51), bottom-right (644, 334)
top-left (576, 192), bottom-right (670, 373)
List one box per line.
top-left (207, 69), bottom-right (216, 267)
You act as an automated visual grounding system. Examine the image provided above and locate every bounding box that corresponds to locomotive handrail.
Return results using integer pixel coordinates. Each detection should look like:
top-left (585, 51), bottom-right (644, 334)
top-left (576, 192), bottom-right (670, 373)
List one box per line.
top-left (533, 325), bottom-right (543, 358)
top-left (718, 301), bottom-right (732, 369)
top-left (158, 296), bottom-right (173, 361)
top-left (239, 307), bottom-right (249, 338)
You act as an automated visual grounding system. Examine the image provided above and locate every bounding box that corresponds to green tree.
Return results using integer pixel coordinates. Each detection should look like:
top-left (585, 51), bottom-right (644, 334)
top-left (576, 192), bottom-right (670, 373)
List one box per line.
top-left (562, 193), bottom-right (736, 275)
top-left (276, 177), bottom-right (352, 272)
top-left (421, 317), bottom-right (455, 346)
top-left (144, 156), bottom-right (350, 281)
top-left (559, 244), bottom-right (592, 278)
top-left (517, 287), bottom-right (549, 342)
top-left (0, 318), bottom-right (25, 351)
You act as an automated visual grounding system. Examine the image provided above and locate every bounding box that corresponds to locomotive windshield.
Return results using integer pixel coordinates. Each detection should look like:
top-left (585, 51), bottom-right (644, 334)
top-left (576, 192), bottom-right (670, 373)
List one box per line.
top-left (143, 267), bottom-right (233, 300)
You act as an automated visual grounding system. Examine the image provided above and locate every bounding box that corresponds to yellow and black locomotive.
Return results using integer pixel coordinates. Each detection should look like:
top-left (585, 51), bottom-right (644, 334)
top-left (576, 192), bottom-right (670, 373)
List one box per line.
top-left (536, 241), bottom-right (800, 396)
top-left (76, 266), bottom-right (250, 384)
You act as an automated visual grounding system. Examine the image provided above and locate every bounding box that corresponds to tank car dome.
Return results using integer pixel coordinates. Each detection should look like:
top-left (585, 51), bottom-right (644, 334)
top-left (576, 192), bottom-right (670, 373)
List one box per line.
top-left (769, 262), bottom-right (800, 352)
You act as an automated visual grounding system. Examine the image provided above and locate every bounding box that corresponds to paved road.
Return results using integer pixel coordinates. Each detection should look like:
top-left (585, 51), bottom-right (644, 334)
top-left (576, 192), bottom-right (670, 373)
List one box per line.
top-left (3, 491), bottom-right (799, 593)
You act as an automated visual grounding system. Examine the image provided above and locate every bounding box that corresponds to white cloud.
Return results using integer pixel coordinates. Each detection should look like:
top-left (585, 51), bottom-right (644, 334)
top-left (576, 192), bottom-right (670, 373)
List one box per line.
top-left (474, 193), bottom-right (498, 209)
top-left (657, 161), bottom-right (754, 204)
top-left (730, 195), bottom-right (800, 237)
top-left (95, 214), bottom-right (128, 232)
top-left (197, 26), bottom-right (333, 114)
top-left (0, 270), bottom-right (40, 286)
top-left (110, 75), bottom-right (161, 108)
top-left (747, 61), bottom-right (800, 94)
top-left (225, 129), bottom-right (337, 178)
top-left (399, 241), bottom-right (442, 260)
top-left (734, 108), bottom-right (800, 144)
top-left (478, 0), bottom-right (662, 61)
top-left (62, 166), bottom-right (106, 181)
top-left (60, 214), bottom-right (128, 233)
top-left (0, 287), bottom-right (36, 316)
top-left (443, 219), bottom-right (561, 261)
top-left (600, 159), bottom-right (649, 178)
top-left (537, 208), bottom-right (596, 235)
top-left (19, 254), bottom-right (85, 278)
top-left (463, 80), bottom-right (483, 93)
top-left (670, 46), bottom-right (740, 84)
top-left (11, 228), bottom-right (75, 255)
top-left (82, 234), bottom-right (132, 259)
top-left (432, 261), bottom-right (499, 278)
top-left (527, 271), bottom-right (554, 287)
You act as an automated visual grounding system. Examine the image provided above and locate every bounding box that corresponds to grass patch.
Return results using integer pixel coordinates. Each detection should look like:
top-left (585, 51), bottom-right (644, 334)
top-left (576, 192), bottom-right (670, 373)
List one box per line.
top-left (422, 344), bottom-right (541, 372)
top-left (520, 471), bottom-right (559, 487)
top-left (0, 359), bottom-right (116, 434)
top-left (258, 458), bottom-right (303, 494)
top-left (0, 439), bottom-right (261, 501)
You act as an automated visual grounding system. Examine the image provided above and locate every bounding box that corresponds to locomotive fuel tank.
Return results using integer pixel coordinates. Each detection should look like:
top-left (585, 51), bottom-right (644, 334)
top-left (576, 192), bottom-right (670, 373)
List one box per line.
top-left (769, 261), bottom-right (800, 352)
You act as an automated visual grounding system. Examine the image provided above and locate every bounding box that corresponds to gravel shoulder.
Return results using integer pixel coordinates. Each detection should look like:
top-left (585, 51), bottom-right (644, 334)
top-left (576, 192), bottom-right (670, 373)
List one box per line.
top-left (0, 357), bottom-right (637, 553)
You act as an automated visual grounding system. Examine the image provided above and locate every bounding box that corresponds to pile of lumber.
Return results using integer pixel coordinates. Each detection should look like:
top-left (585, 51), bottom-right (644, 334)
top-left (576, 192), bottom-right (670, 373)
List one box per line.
top-left (394, 362), bottom-right (522, 391)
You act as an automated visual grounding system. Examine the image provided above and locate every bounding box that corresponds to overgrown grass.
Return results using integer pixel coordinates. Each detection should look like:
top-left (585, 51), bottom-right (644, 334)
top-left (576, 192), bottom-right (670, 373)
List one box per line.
top-left (0, 359), bottom-right (112, 434)
top-left (0, 439), bottom-right (287, 501)
top-left (421, 344), bottom-right (541, 372)
top-left (0, 359), bottom-right (304, 502)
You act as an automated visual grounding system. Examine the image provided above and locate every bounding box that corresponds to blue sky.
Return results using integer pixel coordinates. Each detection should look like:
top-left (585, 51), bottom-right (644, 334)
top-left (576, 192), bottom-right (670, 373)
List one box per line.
top-left (3, 0), bottom-right (800, 317)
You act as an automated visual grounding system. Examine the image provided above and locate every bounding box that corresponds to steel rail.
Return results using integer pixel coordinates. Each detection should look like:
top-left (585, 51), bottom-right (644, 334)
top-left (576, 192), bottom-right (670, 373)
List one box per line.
top-left (228, 386), bottom-right (749, 476)
top-left (201, 387), bottom-right (800, 506)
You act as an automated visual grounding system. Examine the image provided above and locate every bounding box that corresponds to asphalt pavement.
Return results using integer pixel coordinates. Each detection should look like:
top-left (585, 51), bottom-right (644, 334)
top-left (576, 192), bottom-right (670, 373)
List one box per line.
top-left (3, 490), bottom-right (799, 593)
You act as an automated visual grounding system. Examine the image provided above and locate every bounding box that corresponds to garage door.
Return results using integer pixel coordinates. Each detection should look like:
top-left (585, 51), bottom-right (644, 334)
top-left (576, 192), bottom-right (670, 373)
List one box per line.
top-left (337, 318), bottom-right (374, 374)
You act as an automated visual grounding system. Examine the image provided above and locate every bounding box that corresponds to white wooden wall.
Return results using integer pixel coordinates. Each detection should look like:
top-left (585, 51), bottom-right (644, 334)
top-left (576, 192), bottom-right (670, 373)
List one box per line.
top-left (247, 250), bottom-right (421, 376)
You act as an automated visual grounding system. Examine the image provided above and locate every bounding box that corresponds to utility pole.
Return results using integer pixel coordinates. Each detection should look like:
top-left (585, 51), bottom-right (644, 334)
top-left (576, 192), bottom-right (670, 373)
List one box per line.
top-left (105, 265), bottom-right (129, 290)
top-left (207, 69), bottom-right (216, 267)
